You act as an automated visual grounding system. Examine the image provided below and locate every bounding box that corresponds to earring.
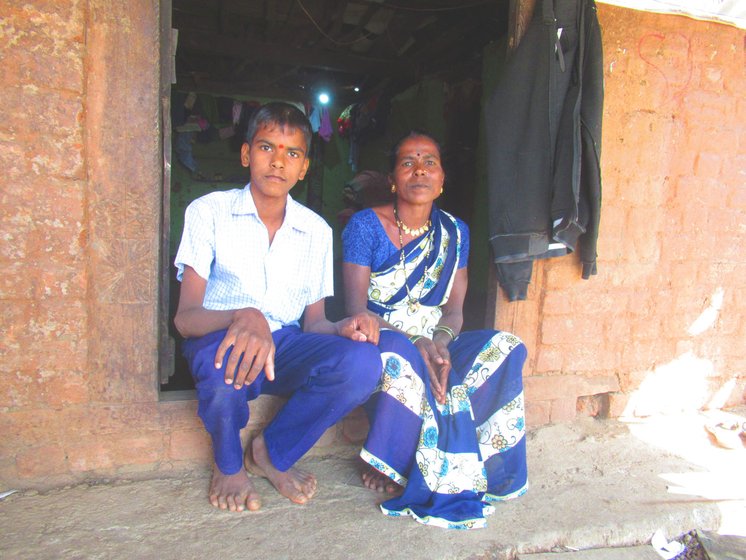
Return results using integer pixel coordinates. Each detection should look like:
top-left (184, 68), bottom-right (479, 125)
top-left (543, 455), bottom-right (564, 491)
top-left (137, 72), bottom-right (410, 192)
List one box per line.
top-left (440, 187), bottom-right (444, 194)
top-left (391, 184), bottom-right (397, 193)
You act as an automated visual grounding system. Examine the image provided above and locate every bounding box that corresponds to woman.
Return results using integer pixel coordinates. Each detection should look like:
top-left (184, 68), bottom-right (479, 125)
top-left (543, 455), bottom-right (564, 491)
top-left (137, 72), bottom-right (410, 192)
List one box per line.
top-left (342, 131), bottom-right (528, 529)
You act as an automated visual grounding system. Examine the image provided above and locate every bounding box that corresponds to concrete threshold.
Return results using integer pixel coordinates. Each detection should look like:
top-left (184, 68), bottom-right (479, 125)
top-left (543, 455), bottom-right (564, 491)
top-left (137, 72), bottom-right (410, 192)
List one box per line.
top-left (1, 413), bottom-right (744, 560)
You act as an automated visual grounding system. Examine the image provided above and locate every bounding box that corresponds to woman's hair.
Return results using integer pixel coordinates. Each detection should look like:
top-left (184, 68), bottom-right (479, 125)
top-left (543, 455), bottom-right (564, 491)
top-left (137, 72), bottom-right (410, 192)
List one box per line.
top-left (245, 102), bottom-right (313, 152)
top-left (388, 130), bottom-right (443, 171)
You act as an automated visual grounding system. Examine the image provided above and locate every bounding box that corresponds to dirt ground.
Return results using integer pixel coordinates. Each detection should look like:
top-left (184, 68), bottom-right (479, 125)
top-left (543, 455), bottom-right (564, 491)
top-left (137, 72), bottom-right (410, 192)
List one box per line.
top-left (1, 410), bottom-right (745, 560)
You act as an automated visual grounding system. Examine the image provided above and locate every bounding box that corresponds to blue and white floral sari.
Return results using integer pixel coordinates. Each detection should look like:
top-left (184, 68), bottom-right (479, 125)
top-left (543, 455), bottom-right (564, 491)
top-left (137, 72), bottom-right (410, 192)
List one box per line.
top-left (359, 207), bottom-right (528, 529)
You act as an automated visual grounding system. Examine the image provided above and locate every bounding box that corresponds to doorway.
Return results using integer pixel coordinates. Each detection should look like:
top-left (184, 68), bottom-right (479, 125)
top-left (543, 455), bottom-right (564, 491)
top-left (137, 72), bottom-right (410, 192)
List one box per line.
top-left (159, 0), bottom-right (511, 394)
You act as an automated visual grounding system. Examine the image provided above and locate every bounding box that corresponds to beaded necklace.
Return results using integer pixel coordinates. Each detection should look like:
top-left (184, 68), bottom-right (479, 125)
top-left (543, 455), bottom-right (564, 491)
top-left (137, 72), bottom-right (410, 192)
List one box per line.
top-left (393, 203), bottom-right (432, 313)
top-left (393, 201), bottom-right (431, 236)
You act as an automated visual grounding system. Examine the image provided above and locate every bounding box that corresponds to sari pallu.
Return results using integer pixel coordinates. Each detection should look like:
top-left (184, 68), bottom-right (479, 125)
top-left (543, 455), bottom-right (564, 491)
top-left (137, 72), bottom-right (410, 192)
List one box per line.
top-left (361, 209), bottom-right (529, 529)
top-left (367, 206), bottom-right (460, 337)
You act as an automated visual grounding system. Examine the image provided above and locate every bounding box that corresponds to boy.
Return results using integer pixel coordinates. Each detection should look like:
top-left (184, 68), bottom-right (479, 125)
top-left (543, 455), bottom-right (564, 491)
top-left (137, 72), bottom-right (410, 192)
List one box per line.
top-left (174, 102), bottom-right (381, 512)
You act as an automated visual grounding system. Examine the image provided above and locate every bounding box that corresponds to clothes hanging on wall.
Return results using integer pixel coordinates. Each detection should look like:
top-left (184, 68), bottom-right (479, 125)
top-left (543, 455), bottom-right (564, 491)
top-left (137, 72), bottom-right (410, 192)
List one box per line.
top-left (309, 106), bottom-right (322, 132)
top-left (337, 95), bottom-right (390, 172)
top-left (318, 107), bottom-right (333, 141)
top-left (309, 106), bottom-right (334, 142)
top-left (484, 0), bottom-right (604, 301)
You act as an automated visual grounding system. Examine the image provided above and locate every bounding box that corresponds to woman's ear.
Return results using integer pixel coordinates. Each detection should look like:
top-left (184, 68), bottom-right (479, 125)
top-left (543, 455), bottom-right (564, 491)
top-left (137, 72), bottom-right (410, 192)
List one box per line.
top-left (240, 142), bottom-right (250, 167)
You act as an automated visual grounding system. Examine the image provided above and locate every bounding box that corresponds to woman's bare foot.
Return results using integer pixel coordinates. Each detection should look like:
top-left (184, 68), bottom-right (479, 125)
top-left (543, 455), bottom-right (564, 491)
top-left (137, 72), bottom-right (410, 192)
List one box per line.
top-left (361, 464), bottom-right (402, 494)
top-left (208, 463), bottom-right (261, 512)
top-left (245, 433), bottom-right (317, 505)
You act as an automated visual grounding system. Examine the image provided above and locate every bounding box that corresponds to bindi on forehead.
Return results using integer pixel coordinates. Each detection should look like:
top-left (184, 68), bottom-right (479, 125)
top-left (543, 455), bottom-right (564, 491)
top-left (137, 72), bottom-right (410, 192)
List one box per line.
top-left (278, 144), bottom-right (284, 149)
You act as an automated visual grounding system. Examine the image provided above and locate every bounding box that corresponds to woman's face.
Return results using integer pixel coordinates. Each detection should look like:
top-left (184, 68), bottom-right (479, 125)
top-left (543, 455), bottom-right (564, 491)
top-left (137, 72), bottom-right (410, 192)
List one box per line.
top-left (391, 135), bottom-right (444, 207)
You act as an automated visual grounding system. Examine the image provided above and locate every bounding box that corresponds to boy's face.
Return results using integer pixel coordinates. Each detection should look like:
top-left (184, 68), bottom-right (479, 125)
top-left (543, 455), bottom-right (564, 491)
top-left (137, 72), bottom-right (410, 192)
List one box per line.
top-left (241, 124), bottom-right (310, 200)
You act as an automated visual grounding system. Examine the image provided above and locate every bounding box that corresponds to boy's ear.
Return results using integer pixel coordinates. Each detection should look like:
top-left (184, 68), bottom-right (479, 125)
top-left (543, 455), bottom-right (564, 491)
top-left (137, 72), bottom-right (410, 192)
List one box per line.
top-left (297, 157), bottom-right (310, 181)
top-left (240, 142), bottom-right (250, 167)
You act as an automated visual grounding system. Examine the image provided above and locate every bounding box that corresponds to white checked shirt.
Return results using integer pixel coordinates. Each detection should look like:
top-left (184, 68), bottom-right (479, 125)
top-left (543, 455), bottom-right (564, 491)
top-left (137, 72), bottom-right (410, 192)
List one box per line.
top-left (174, 184), bottom-right (334, 332)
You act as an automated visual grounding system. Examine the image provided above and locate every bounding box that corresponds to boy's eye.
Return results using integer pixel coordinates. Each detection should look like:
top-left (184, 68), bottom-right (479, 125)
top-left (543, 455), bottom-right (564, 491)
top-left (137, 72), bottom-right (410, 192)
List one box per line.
top-left (259, 144), bottom-right (271, 151)
top-left (288, 151), bottom-right (299, 158)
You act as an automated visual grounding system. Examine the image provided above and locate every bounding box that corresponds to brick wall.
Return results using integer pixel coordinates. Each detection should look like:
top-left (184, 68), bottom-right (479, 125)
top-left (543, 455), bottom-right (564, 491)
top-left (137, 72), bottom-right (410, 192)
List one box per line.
top-left (0, 2), bottom-right (743, 489)
top-left (495, 6), bottom-right (746, 426)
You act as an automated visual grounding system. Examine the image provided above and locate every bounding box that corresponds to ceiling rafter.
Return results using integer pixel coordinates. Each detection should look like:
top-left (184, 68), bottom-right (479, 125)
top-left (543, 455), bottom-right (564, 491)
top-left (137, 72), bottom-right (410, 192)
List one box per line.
top-left (172, 0), bottom-right (508, 103)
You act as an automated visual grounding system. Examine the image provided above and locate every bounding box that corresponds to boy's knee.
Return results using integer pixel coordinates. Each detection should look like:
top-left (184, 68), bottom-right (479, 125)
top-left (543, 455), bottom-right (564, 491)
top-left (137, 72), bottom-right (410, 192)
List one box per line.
top-left (199, 381), bottom-right (247, 414)
top-left (338, 342), bottom-right (381, 395)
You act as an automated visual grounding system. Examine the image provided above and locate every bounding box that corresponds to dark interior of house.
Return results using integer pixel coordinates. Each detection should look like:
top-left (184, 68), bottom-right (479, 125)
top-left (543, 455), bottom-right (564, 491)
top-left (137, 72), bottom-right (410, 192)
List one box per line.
top-left (162, 0), bottom-right (511, 393)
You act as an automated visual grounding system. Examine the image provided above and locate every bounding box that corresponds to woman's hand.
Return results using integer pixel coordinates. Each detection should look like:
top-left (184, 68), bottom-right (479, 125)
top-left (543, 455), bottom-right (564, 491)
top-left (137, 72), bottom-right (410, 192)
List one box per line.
top-left (414, 335), bottom-right (451, 404)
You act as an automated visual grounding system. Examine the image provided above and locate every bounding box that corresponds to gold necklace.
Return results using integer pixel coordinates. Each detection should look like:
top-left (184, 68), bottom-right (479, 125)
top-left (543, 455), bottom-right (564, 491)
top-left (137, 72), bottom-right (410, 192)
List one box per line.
top-left (394, 205), bottom-right (432, 313)
top-left (393, 203), bottom-right (431, 236)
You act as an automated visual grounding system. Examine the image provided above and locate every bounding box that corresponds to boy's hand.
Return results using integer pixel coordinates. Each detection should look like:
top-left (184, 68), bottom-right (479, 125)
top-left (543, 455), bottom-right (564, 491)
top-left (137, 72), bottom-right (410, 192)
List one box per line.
top-left (336, 313), bottom-right (380, 345)
top-left (215, 308), bottom-right (275, 389)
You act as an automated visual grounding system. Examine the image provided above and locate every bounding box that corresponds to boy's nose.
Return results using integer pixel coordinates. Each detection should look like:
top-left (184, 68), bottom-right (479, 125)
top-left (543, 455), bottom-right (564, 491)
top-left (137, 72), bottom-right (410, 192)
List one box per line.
top-left (270, 154), bottom-right (285, 168)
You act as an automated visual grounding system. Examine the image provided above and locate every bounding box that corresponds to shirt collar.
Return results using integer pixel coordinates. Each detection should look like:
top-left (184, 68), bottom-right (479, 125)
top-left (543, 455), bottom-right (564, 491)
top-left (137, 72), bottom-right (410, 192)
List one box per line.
top-left (233, 183), bottom-right (311, 233)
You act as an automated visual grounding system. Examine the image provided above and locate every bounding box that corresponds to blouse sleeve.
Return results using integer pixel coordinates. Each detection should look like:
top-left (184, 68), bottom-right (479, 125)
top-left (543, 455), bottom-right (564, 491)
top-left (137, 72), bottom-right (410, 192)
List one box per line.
top-left (342, 209), bottom-right (375, 267)
top-left (457, 218), bottom-right (470, 269)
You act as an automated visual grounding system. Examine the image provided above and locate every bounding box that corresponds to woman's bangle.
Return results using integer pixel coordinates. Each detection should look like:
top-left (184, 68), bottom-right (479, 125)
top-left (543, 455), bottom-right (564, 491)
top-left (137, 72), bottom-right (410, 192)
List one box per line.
top-left (433, 325), bottom-right (456, 341)
top-left (408, 334), bottom-right (424, 344)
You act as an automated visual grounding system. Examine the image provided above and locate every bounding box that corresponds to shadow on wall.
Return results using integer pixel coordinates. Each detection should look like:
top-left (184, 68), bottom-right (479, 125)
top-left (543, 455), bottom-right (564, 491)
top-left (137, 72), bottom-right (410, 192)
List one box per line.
top-left (623, 287), bottom-right (740, 417)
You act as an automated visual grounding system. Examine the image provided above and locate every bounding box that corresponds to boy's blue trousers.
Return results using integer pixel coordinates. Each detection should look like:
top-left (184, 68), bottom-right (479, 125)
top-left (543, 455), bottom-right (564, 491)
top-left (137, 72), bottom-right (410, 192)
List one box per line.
top-left (182, 326), bottom-right (381, 474)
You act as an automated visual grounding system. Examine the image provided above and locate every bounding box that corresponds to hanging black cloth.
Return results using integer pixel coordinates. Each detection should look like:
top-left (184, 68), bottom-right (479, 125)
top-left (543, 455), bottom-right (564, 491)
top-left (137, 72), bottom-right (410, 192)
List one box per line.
top-left (484, 0), bottom-right (604, 301)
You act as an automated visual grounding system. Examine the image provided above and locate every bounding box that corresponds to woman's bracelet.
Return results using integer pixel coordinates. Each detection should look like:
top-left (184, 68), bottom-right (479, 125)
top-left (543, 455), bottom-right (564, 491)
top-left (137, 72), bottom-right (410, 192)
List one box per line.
top-left (408, 334), bottom-right (424, 344)
top-left (433, 325), bottom-right (456, 341)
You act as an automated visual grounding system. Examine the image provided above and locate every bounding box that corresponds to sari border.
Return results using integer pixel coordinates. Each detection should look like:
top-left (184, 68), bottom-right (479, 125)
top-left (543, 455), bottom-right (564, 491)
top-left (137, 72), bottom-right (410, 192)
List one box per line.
top-left (360, 447), bottom-right (408, 487)
top-left (379, 503), bottom-right (494, 530)
top-left (483, 481), bottom-right (529, 503)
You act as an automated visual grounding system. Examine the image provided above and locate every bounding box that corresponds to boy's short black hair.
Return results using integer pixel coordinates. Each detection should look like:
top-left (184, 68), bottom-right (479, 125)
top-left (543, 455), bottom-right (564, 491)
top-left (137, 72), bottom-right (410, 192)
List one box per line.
top-left (245, 102), bottom-right (313, 152)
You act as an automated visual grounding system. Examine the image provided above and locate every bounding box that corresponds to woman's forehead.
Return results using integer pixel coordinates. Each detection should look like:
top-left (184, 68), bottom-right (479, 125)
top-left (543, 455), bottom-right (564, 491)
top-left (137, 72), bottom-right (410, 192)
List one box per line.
top-left (397, 136), bottom-right (440, 158)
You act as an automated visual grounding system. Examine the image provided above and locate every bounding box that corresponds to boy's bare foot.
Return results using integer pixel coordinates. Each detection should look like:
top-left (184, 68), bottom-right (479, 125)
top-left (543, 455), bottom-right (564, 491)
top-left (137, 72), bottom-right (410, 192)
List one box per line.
top-left (208, 463), bottom-right (261, 512)
top-left (361, 464), bottom-right (402, 494)
top-left (245, 433), bottom-right (317, 504)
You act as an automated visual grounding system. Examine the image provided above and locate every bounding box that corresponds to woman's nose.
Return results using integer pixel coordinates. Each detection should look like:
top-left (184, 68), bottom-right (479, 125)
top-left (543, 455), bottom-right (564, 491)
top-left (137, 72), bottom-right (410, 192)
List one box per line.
top-left (414, 164), bottom-right (426, 176)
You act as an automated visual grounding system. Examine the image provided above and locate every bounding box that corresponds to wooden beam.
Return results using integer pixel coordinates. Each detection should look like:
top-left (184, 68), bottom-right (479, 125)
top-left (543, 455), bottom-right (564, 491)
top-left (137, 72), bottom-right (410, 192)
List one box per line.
top-left (174, 76), bottom-right (308, 102)
top-left (178, 29), bottom-right (410, 77)
top-left (173, 74), bottom-right (366, 106)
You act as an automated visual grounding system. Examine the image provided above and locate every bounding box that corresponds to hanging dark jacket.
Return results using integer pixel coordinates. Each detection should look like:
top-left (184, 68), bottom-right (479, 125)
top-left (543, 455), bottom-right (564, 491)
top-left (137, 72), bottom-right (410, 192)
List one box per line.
top-left (485, 0), bottom-right (603, 301)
